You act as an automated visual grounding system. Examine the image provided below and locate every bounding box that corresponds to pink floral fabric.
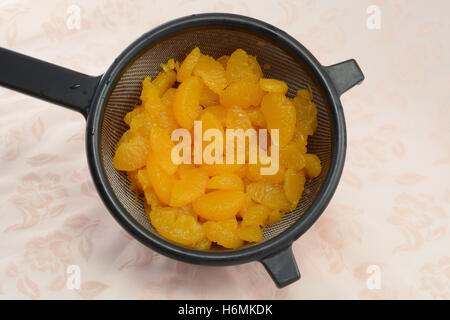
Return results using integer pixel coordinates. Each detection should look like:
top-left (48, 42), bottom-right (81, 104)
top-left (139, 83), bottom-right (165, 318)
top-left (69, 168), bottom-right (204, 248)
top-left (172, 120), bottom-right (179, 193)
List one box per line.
top-left (0, 0), bottom-right (448, 299)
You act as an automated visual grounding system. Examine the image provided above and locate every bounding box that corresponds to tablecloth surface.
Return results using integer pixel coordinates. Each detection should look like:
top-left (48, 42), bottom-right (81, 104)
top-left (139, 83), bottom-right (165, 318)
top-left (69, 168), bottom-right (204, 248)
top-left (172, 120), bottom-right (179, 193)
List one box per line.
top-left (0, 0), bottom-right (448, 299)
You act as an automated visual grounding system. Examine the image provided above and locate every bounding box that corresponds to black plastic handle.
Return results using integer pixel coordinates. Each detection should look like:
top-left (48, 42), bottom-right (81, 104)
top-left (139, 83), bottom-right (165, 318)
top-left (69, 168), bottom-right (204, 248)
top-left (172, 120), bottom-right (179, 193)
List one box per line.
top-left (0, 47), bottom-right (101, 118)
top-left (324, 59), bottom-right (364, 97)
top-left (260, 245), bottom-right (300, 288)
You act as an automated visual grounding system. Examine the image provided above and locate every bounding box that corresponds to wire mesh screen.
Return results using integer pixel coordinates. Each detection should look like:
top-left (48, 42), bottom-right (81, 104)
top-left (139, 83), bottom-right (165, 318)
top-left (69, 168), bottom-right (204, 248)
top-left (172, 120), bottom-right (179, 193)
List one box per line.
top-left (100, 26), bottom-right (333, 250)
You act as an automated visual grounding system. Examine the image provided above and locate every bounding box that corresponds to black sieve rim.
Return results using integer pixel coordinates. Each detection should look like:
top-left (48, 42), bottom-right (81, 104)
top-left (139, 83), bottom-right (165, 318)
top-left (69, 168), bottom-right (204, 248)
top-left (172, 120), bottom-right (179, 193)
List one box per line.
top-left (85, 13), bottom-right (347, 266)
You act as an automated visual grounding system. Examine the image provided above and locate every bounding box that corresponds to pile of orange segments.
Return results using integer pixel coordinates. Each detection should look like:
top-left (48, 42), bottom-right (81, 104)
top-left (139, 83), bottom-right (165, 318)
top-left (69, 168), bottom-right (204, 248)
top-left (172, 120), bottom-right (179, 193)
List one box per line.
top-left (112, 47), bottom-right (322, 249)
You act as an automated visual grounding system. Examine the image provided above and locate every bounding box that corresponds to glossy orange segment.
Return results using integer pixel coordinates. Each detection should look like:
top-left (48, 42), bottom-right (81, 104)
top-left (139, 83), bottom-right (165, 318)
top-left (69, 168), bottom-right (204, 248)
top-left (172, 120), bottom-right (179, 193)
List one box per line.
top-left (283, 169), bottom-right (306, 205)
top-left (140, 77), bottom-right (162, 117)
top-left (226, 49), bottom-right (259, 84)
top-left (146, 155), bottom-right (174, 205)
top-left (147, 206), bottom-right (205, 246)
top-left (237, 225), bottom-right (262, 243)
top-left (266, 210), bottom-right (282, 225)
top-left (136, 168), bottom-right (151, 192)
top-left (152, 70), bottom-right (177, 97)
top-left (247, 162), bottom-right (286, 184)
top-left (128, 111), bottom-right (156, 139)
top-left (192, 190), bottom-right (246, 221)
top-left (112, 135), bottom-right (150, 171)
top-left (150, 126), bottom-right (178, 175)
top-left (259, 78), bottom-right (288, 95)
top-left (157, 88), bottom-right (178, 133)
top-left (191, 237), bottom-right (212, 250)
top-left (193, 54), bottom-right (227, 94)
top-left (177, 47), bottom-right (201, 82)
top-left (207, 173), bottom-right (244, 191)
top-left (220, 80), bottom-right (263, 108)
top-left (201, 110), bottom-right (224, 135)
top-left (203, 105), bottom-right (227, 127)
top-left (170, 168), bottom-right (209, 207)
top-left (260, 92), bottom-right (296, 147)
top-left (203, 219), bottom-right (244, 249)
top-left (247, 55), bottom-right (263, 80)
top-left (241, 204), bottom-right (271, 227)
top-left (173, 76), bottom-right (203, 129)
top-left (246, 107), bottom-right (266, 128)
top-left (279, 141), bottom-right (306, 170)
top-left (202, 161), bottom-right (244, 176)
top-left (292, 88), bottom-right (318, 136)
top-left (199, 86), bottom-right (220, 107)
top-left (124, 105), bottom-right (144, 126)
top-left (225, 105), bottom-right (253, 130)
top-left (246, 181), bottom-right (293, 212)
top-left (304, 153), bottom-right (322, 178)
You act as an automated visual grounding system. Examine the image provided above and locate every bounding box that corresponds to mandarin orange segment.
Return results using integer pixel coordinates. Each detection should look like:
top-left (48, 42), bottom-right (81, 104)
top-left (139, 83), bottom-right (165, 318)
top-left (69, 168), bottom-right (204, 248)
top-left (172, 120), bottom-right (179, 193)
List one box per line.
top-left (144, 188), bottom-right (161, 207)
top-left (247, 55), bottom-right (263, 80)
top-left (266, 210), bottom-right (282, 226)
top-left (279, 141), bottom-right (306, 170)
top-left (206, 173), bottom-right (244, 191)
top-left (193, 54), bottom-right (227, 94)
top-left (259, 78), bottom-right (288, 94)
top-left (226, 49), bottom-right (259, 84)
top-left (260, 92), bottom-right (296, 147)
top-left (246, 107), bottom-right (266, 128)
top-left (239, 192), bottom-right (255, 216)
top-left (173, 76), bottom-right (203, 129)
top-left (201, 110), bottom-right (224, 134)
top-left (117, 129), bottom-right (134, 146)
top-left (148, 206), bottom-right (205, 246)
top-left (193, 190), bottom-right (246, 221)
top-left (146, 155), bottom-right (174, 205)
top-left (175, 163), bottom-right (195, 179)
top-left (136, 168), bottom-right (151, 192)
top-left (225, 105), bottom-right (253, 130)
top-left (203, 105), bottom-right (227, 127)
top-left (177, 47), bottom-right (201, 82)
top-left (202, 162), bottom-right (244, 176)
top-left (157, 88), bottom-right (178, 133)
top-left (150, 126), bottom-right (178, 175)
top-left (283, 169), bottom-right (306, 205)
top-left (292, 132), bottom-right (308, 153)
top-left (124, 105), bottom-right (145, 126)
top-left (220, 80), bottom-right (263, 108)
top-left (292, 89), bottom-right (318, 136)
top-left (129, 111), bottom-right (156, 139)
top-left (203, 218), bottom-right (244, 249)
top-left (237, 225), bottom-right (262, 243)
top-left (192, 237), bottom-right (212, 250)
top-left (246, 181), bottom-right (292, 212)
top-left (241, 204), bottom-right (271, 227)
top-left (304, 153), bottom-right (322, 178)
top-left (200, 111), bottom-right (225, 159)
top-left (170, 167), bottom-right (209, 207)
top-left (112, 135), bottom-right (150, 171)
top-left (199, 86), bottom-right (220, 107)
top-left (152, 70), bottom-right (177, 97)
top-left (247, 163), bottom-right (286, 184)
top-left (140, 77), bottom-right (162, 117)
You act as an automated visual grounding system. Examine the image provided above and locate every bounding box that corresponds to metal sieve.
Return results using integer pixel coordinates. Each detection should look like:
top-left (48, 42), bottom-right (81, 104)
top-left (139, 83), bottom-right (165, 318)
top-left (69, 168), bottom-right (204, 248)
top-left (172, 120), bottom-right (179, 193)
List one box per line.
top-left (0, 13), bottom-right (364, 288)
